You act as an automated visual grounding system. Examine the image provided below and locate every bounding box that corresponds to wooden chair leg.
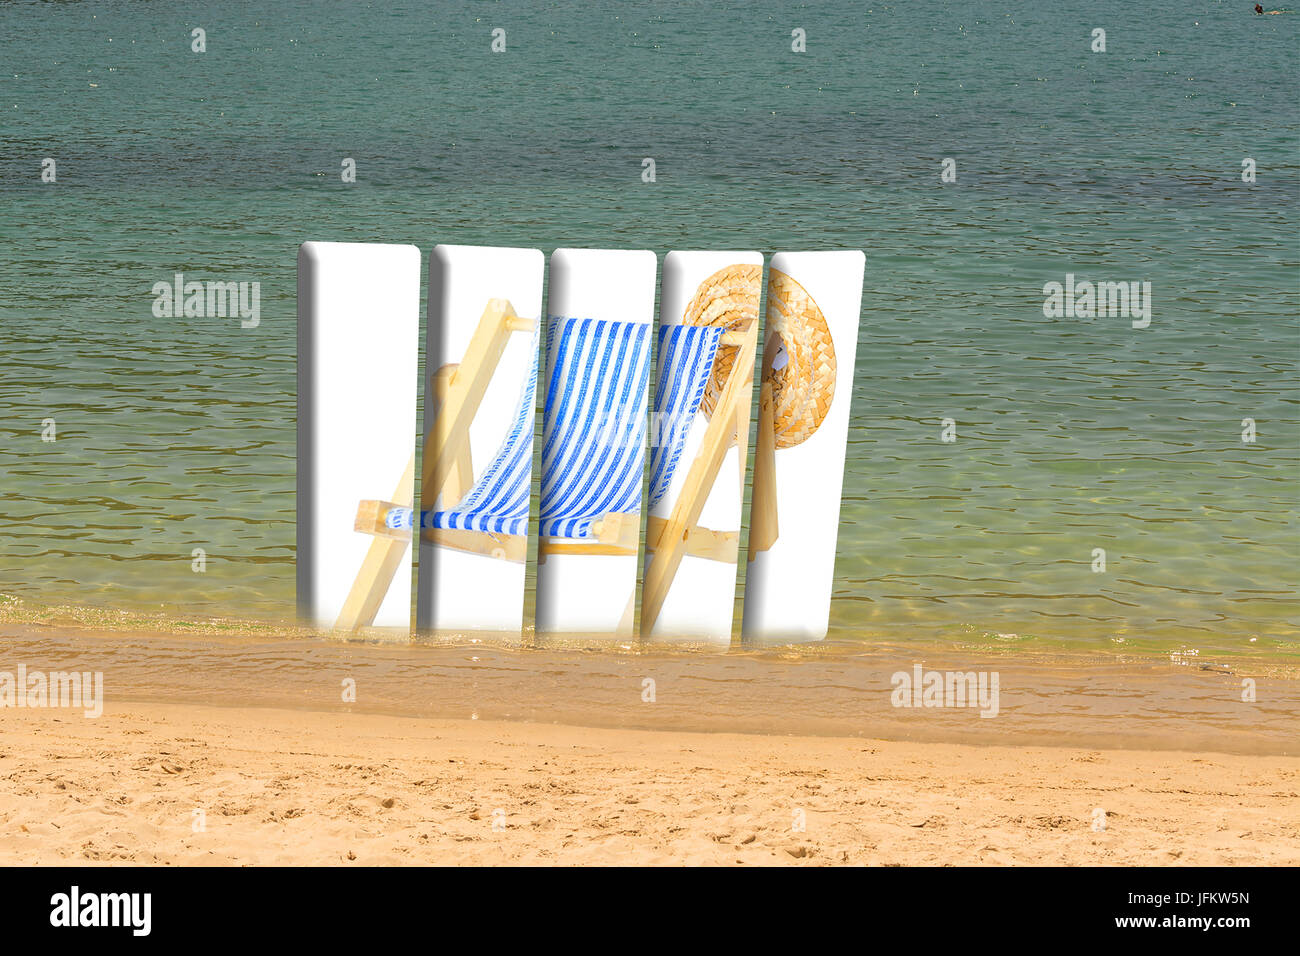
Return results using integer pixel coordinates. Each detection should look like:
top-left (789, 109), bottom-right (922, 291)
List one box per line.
top-left (617, 591), bottom-right (636, 635)
top-left (641, 325), bottom-right (758, 636)
top-left (336, 452), bottom-right (415, 631)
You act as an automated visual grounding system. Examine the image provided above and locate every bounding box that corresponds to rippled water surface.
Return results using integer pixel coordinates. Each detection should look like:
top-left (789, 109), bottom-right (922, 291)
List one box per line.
top-left (1, 1), bottom-right (1296, 656)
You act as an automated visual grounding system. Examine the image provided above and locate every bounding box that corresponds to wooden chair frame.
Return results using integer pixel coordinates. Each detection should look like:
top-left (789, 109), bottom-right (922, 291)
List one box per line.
top-left (335, 298), bottom-right (534, 631)
top-left (638, 322), bottom-right (758, 636)
top-left (332, 302), bottom-right (756, 638)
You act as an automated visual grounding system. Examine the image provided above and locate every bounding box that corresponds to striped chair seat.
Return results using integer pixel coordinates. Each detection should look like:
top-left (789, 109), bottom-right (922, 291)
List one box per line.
top-left (387, 317), bottom-right (720, 541)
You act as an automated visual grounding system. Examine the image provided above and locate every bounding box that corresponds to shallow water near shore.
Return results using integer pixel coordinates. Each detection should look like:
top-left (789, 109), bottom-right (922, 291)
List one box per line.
top-left (3, 602), bottom-right (1296, 756)
top-left (0, 0), bottom-right (1297, 654)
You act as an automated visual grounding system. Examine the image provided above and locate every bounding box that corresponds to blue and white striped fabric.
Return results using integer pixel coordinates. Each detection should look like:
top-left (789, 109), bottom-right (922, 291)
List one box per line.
top-left (647, 324), bottom-right (724, 511)
top-left (537, 317), bottom-right (653, 539)
top-left (430, 326), bottom-right (540, 535)
top-left (385, 327), bottom-right (539, 537)
top-left (385, 318), bottom-right (720, 543)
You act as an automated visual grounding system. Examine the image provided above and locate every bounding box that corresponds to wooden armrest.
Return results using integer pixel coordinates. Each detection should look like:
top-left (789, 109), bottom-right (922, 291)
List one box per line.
top-left (354, 499), bottom-right (411, 540)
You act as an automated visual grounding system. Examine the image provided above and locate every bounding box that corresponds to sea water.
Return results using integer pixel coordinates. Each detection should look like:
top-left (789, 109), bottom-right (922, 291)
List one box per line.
top-left (0, 1), bottom-right (1295, 657)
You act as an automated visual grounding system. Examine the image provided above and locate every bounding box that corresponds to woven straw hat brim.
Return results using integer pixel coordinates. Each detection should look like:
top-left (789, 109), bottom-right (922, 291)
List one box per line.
top-left (680, 263), bottom-right (762, 418)
top-left (764, 269), bottom-right (836, 448)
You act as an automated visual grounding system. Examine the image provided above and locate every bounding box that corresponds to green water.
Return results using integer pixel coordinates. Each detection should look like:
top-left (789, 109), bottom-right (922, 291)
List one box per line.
top-left (1, 1), bottom-right (1296, 656)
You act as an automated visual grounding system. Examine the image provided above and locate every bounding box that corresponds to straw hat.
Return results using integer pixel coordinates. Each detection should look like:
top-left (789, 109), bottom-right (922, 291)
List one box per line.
top-left (763, 269), bottom-right (836, 447)
top-left (680, 263), bottom-right (762, 418)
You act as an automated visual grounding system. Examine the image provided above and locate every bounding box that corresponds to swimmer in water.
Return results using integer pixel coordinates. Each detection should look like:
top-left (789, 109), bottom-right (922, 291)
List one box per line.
top-left (1255, 4), bottom-right (1284, 13)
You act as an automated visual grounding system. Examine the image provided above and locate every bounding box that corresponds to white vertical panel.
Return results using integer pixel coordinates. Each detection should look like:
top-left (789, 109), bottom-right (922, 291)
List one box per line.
top-left (416, 244), bottom-right (544, 634)
top-left (645, 251), bottom-right (763, 643)
top-left (535, 248), bottom-right (658, 637)
top-left (297, 241), bottom-right (421, 631)
top-left (742, 250), bottom-right (864, 642)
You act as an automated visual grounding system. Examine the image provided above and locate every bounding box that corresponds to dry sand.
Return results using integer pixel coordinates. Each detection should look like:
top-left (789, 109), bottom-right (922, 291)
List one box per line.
top-left (2, 699), bottom-right (1298, 866)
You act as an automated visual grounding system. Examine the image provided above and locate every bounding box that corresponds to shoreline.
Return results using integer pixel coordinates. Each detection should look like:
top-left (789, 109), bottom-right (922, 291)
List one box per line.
top-left (1, 619), bottom-right (1295, 757)
top-left (3, 591), bottom-right (1296, 673)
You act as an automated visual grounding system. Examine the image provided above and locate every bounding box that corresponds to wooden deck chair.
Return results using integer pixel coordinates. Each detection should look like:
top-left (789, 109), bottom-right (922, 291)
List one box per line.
top-left (528, 314), bottom-right (753, 633)
top-left (640, 321), bottom-right (758, 636)
top-left (335, 298), bottom-right (536, 631)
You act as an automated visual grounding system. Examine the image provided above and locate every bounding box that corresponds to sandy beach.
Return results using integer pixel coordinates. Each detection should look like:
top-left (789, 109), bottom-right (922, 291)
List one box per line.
top-left (1, 0), bottom-right (1296, 882)
top-left (1, 620), bottom-right (1297, 866)
top-left (2, 699), bottom-right (1298, 866)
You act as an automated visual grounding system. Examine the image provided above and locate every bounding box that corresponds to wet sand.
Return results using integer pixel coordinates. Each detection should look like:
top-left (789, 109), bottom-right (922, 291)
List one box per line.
top-left (1, 622), bottom-right (1296, 753)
